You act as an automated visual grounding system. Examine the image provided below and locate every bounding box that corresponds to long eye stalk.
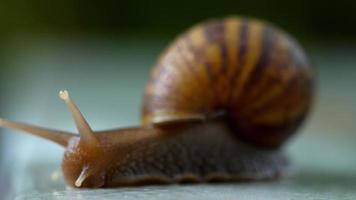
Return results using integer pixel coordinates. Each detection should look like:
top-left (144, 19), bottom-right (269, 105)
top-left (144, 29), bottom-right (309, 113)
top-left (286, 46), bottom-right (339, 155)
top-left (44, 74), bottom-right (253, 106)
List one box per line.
top-left (0, 118), bottom-right (74, 147)
top-left (59, 90), bottom-right (98, 146)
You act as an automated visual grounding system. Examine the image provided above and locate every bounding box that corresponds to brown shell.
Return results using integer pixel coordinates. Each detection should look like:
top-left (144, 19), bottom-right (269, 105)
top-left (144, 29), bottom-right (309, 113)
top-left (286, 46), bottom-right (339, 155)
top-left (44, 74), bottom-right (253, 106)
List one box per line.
top-left (141, 17), bottom-right (313, 147)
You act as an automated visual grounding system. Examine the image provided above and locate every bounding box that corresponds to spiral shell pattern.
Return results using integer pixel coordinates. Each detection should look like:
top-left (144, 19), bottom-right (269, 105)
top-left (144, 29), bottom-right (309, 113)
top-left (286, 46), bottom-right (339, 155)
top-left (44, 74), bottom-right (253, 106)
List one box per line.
top-left (142, 17), bottom-right (313, 147)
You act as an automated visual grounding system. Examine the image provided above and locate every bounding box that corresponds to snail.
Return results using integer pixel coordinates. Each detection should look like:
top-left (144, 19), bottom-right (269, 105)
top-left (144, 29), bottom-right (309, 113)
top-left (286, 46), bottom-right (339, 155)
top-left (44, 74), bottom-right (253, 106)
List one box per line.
top-left (0, 17), bottom-right (313, 188)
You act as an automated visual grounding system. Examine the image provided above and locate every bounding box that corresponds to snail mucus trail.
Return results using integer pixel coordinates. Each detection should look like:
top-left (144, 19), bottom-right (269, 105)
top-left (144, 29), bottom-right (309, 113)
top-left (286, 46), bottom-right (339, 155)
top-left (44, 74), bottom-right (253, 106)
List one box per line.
top-left (0, 17), bottom-right (313, 188)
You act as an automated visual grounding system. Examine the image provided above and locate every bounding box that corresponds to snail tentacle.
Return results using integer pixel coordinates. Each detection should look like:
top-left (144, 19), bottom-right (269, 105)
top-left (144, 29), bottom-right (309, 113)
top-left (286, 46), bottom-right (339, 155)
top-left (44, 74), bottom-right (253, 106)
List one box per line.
top-left (59, 90), bottom-right (99, 146)
top-left (0, 118), bottom-right (74, 147)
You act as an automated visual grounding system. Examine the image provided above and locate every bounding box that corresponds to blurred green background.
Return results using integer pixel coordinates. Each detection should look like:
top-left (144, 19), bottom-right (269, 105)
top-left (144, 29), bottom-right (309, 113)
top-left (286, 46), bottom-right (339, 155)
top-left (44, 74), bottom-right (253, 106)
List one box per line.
top-left (1, 1), bottom-right (356, 199)
top-left (1, 0), bottom-right (356, 41)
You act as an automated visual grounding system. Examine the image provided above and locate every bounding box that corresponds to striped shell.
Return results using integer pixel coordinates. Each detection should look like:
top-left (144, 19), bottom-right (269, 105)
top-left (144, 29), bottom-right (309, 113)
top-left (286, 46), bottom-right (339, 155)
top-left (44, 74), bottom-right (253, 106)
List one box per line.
top-left (142, 17), bottom-right (313, 147)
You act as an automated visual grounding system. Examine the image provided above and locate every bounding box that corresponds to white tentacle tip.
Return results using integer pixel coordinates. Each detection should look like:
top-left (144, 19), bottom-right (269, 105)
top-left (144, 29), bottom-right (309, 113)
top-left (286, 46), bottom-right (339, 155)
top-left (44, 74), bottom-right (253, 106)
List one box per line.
top-left (75, 178), bottom-right (83, 187)
top-left (59, 90), bottom-right (69, 100)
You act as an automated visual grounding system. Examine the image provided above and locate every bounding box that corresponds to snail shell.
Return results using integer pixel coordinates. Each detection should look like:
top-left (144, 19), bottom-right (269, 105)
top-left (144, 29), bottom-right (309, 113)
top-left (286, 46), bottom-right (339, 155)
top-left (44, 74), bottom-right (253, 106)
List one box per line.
top-left (143, 17), bottom-right (313, 147)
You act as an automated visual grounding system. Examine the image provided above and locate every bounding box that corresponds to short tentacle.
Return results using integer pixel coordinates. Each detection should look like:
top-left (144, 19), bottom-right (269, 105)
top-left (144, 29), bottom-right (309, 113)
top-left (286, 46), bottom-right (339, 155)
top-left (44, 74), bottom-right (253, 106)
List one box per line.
top-left (75, 166), bottom-right (90, 187)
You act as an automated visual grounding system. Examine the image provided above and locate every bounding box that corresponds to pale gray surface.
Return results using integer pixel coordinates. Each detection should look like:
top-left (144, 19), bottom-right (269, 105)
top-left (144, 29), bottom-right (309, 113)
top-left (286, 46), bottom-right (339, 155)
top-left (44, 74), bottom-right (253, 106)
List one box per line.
top-left (1, 37), bottom-right (356, 199)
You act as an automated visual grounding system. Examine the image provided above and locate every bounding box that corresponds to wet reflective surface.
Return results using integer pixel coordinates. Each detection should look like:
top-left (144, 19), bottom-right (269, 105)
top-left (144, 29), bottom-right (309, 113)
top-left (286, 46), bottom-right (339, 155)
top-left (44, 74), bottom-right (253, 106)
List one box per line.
top-left (1, 38), bottom-right (356, 199)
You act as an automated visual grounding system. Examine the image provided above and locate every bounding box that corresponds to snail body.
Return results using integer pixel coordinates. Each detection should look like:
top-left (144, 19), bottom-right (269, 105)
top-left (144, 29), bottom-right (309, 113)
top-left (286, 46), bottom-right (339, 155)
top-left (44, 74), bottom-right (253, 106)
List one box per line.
top-left (0, 17), bottom-right (313, 188)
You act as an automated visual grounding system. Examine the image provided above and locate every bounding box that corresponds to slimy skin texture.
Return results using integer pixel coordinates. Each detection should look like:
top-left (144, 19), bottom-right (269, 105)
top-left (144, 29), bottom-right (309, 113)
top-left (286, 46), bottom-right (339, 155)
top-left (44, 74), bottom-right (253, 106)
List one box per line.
top-left (61, 121), bottom-right (287, 187)
top-left (0, 113), bottom-right (287, 188)
top-left (0, 17), bottom-right (313, 188)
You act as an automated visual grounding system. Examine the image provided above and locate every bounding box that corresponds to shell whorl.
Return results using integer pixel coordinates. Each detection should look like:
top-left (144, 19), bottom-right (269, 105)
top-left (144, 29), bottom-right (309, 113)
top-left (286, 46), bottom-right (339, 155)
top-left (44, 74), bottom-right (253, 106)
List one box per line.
top-left (142, 17), bottom-right (313, 147)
